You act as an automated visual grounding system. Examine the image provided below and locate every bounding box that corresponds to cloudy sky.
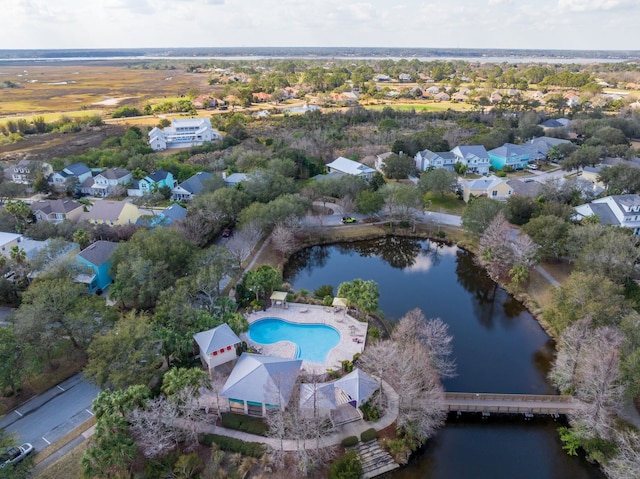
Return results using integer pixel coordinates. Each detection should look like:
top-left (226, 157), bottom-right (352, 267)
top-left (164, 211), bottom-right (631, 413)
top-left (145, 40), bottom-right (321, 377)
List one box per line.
top-left (1, 0), bottom-right (638, 51)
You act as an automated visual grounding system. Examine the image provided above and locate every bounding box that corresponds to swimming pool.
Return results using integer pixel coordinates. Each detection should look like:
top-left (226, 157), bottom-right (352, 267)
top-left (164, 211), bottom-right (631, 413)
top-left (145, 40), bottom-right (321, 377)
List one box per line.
top-left (248, 318), bottom-right (340, 364)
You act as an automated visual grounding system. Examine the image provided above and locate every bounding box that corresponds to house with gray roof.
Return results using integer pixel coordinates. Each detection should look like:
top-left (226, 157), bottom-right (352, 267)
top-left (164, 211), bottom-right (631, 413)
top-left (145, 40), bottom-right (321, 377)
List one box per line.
top-left (461, 175), bottom-right (512, 202)
top-left (49, 162), bottom-right (92, 192)
top-left (149, 117), bottom-right (222, 151)
top-left (527, 136), bottom-right (573, 159)
top-left (76, 241), bottom-right (119, 293)
top-left (171, 171), bottom-right (214, 201)
top-left (127, 169), bottom-right (175, 197)
top-left (414, 149), bottom-right (457, 171)
top-left (221, 353), bottom-right (302, 416)
top-left (30, 199), bottom-right (84, 224)
top-left (574, 194), bottom-right (640, 235)
top-left (81, 167), bottom-right (132, 197)
top-left (223, 172), bottom-right (249, 187)
top-left (451, 146), bottom-right (491, 175)
top-left (488, 144), bottom-right (532, 171)
top-left (193, 323), bottom-right (242, 371)
top-left (80, 200), bottom-right (140, 226)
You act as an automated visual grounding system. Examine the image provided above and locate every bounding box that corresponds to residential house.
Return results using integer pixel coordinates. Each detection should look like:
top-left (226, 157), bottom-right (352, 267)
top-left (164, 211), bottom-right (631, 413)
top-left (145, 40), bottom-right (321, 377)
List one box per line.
top-left (0, 232), bottom-right (23, 255)
top-left (434, 92), bottom-right (451, 101)
top-left (325, 157), bottom-right (376, 181)
top-left (193, 323), bottom-right (242, 371)
top-left (12, 160), bottom-right (53, 185)
top-left (221, 353), bottom-right (302, 416)
top-left (488, 144), bottom-right (532, 171)
top-left (414, 149), bottom-right (457, 172)
top-left (374, 74), bottom-right (391, 82)
top-left (461, 175), bottom-right (513, 202)
top-left (580, 166), bottom-right (606, 189)
top-left (127, 170), bottom-right (175, 197)
top-left (398, 73), bottom-right (412, 82)
top-left (80, 200), bottom-right (140, 226)
top-left (527, 136), bottom-right (573, 160)
top-left (148, 117), bottom-right (222, 151)
top-left (81, 168), bottom-right (132, 197)
top-left (425, 86), bottom-right (441, 95)
top-left (223, 172), bottom-right (249, 188)
top-left (540, 118), bottom-right (570, 129)
top-left (49, 162), bottom-right (92, 192)
top-left (574, 194), bottom-right (640, 235)
top-left (30, 199), bottom-right (84, 224)
top-left (171, 171), bottom-right (214, 201)
top-left (506, 178), bottom-right (543, 198)
top-left (451, 145), bottom-right (491, 175)
top-left (76, 241), bottom-right (119, 293)
top-left (141, 203), bottom-right (187, 227)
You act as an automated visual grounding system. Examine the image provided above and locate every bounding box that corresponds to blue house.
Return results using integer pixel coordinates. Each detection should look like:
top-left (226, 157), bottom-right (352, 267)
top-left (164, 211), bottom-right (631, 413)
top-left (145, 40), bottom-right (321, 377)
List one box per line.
top-left (488, 144), bottom-right (531, 171)
top-left (76, 241), bottom-right (119, 293)
top-left (127, 169), bottom-right (176, 197)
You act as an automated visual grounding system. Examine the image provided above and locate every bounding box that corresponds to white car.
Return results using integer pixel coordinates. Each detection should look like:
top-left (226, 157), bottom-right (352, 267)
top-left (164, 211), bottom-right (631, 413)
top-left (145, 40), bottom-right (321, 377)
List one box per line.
top-left (0, 443), bottom-right (34, 468)
top-left (526, 164), bottom-right (539, 170)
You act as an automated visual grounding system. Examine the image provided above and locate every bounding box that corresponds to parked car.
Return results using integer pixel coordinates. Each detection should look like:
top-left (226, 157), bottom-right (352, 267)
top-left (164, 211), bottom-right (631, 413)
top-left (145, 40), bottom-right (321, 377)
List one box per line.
top-left (526, 164), bottom-right (538, 170)
top-left (342, 216), bottom-right (356, 224)
top-left (0, 443), bottom-right (34, 468)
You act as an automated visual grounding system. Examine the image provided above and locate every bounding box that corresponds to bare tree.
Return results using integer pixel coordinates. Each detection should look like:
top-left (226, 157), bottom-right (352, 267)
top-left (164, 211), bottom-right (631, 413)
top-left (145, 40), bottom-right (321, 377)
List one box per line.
top-left (571, 326), bottom-right (625, 439)
top-left (603, 429), bottom-right (640, 479)
top-left (272, 223), bottom-right (297, 258)
top-left (339, 195), bottom-right (356, 215)
top-left (549, 317), bottom-right (593, 393)
top-left (128, 396), bottom-right (180, 459)
top-left (228, 221), bottom-right (263, 267)
top-left (359, 312), bottom-right (447, 446)
top-left (391, 309), bottom-right (456, 379)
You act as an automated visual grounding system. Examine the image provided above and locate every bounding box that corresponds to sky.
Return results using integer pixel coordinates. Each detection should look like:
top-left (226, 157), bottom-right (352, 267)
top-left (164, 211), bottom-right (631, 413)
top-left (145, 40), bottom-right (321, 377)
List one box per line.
top-left (1, 0), bottom-right (638, 51)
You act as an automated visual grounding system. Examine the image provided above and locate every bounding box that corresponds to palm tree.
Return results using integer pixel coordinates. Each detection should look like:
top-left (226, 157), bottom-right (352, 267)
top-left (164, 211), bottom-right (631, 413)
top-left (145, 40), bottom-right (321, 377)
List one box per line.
top-left (73, 229), bottom-right (91, 250)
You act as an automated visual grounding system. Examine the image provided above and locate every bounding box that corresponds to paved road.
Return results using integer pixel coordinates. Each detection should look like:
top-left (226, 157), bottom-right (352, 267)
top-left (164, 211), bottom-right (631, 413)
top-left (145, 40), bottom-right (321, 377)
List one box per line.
top-left (0, 374), bottom-right (99, 452)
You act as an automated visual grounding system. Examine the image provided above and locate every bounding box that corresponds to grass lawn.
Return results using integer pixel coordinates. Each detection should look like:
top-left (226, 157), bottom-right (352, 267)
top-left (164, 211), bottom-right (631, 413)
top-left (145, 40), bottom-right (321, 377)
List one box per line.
top-left (0, 110), bottom-right (104, 126)
top-left (33, 440), bottom-right (87, 479)
top-left (424, 192), bottom-right (466, 216)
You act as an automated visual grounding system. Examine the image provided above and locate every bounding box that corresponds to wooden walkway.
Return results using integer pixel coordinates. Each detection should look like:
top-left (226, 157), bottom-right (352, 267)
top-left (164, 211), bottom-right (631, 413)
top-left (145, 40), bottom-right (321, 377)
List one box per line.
top-left (443, 392), bottom-right (575, 416)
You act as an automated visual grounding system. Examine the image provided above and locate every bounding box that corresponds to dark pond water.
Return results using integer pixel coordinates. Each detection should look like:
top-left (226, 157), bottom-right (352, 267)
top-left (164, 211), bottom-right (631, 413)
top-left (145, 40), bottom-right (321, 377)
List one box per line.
top-left (284, 237), bottom-right (604, 479)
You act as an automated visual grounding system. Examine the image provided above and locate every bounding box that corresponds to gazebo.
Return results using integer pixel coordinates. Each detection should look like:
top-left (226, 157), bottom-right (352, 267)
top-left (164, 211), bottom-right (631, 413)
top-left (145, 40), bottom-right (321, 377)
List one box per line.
top-left (332, 297), bottom-right (348, 308)
top-left (334, 369), bottom-right (379, 407)
top-left (270, 291), bottom-right (288, 308)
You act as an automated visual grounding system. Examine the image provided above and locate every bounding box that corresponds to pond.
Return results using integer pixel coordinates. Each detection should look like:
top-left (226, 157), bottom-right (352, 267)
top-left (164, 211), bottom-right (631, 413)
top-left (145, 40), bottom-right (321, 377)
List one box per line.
top-left (284, 237), bottom-right (604, 479)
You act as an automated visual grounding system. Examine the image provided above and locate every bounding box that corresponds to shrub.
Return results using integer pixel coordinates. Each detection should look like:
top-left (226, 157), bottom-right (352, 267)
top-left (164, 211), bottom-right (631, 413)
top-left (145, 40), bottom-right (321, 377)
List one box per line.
top-left (314, 284), bottom-right (334, 298)
top-left (360, 402), bottom-right (381, 422)
top-left (341, 436), bottom-right (359, 448)
top-left (198, 434), bottom-right (266, 458)
top-left (329, 450), bottom-right (363, 479)
top-left (367, 327), bottom-right (381, 340)
top-left (323, 295), bottom-right (333, 306)
top-left (360, 428), bottom-right (378, 442)
top-left (221, 412), bottom-right (268, 436)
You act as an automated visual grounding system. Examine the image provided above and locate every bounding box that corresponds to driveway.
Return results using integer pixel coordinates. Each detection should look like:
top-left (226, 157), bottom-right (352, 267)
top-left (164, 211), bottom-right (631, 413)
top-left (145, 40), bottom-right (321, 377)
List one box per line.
top-left (0, 374), bottom-right (99, 452)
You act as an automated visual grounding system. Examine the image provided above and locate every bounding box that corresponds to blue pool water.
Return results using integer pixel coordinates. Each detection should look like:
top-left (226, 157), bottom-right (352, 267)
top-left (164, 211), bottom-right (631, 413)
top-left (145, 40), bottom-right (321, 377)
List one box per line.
top-left (248, 318), bottom-right (340, 364)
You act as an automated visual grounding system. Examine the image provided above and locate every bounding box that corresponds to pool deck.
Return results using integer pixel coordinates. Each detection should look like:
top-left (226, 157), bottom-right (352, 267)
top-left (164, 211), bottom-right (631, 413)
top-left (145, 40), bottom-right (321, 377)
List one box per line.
top-left (241, 302), bottom-right (368, 374)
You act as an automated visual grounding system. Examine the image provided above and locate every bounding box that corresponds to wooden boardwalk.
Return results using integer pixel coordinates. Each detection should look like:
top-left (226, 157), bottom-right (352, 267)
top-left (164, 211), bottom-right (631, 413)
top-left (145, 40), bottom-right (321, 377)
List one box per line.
top-left (443, 392), bottom-right (575, 416)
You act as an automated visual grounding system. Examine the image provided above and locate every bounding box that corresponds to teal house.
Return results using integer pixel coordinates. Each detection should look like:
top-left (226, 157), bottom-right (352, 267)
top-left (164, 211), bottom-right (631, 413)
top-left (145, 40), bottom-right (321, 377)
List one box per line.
top-left (76, 241), bottom-right (119, 293)
top-left (488, 144), bottom-right (532, 171)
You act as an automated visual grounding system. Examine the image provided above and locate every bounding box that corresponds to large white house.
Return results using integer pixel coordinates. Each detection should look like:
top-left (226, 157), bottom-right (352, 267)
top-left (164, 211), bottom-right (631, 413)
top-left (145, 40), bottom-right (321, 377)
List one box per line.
top-left (574, 194), bottom-right (640, 235)
top-left (325, 157), bottom-right (376, 181)
top-left (451, 146), bottom-right (491, 175)
top-left (148, 118), bottom-right (222, 151)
